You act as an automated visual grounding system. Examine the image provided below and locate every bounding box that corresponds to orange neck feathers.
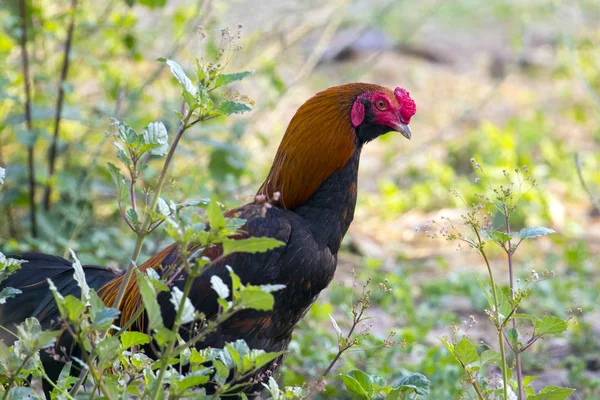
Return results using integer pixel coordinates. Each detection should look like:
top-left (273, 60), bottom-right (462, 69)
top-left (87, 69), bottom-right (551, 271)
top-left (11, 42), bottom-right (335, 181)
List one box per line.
top-left (257, 83), bottom-right (392, 210)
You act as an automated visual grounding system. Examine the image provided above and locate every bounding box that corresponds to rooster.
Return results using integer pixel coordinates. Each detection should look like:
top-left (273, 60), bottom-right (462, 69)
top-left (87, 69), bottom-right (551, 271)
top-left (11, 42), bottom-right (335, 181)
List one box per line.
top-left (0, 83), bottom-right (416, 396)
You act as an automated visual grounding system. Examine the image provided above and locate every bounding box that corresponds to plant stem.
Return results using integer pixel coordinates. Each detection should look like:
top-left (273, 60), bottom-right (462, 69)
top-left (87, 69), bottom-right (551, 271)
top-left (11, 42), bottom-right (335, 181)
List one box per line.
top-left (111, 108), bottom-right (194, 311)
top-left (2, 353), bottom-right (33, 400)
top-left (463, 365), bottom-right (486, 400)
top-left (474, 228), bottom-right (509, 400)
top-left (18, 0), bottom-right (37, 238)
top-left (150, 272), bottom-right (195, 400)
top-left (505, 209), bottom-right (524, 400)
top-left (44, 0), bottom-right (78, 210)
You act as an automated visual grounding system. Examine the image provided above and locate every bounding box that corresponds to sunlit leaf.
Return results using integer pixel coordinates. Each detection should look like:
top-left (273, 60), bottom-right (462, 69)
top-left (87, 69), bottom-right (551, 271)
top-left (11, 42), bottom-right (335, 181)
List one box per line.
top-left (143, 121), bottom-right (169, 156)
top-left (213, 71), bottom-right (254, 89)
top-left (222, 237), bottom-right (284, 256)
top-left (121, 331), bottom-right (151, 349)
top-left (519, 226), bottom-right (556, 240)
top-left (218, 100), bottom-right (252, 115)
top-left (210, 275), bottom-right (230, 299)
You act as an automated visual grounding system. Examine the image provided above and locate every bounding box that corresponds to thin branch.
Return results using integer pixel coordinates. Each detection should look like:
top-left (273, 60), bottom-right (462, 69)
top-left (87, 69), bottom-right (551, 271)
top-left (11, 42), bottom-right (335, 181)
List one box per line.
top-left (19, 0), bottom-right (37, 238)
top-left (44, 0), bottom-right (78, 210)
top-left (575, 152), bottom-right (600, 214)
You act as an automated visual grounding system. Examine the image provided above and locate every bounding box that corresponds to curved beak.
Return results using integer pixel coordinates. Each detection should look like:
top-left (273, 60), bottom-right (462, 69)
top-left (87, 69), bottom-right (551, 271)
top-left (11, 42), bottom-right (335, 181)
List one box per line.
top-left (392, 122), bottom-right (412, 140)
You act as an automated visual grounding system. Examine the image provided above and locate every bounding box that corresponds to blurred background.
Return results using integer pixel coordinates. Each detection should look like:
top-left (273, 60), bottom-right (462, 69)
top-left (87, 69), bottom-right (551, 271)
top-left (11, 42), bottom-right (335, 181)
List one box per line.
top-left (1, 0), bottom-right (599, 398)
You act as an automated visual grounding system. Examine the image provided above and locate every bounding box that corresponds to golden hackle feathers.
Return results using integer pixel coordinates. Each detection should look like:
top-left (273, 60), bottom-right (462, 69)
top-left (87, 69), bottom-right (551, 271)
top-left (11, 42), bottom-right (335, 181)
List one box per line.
top-left (256, 83), bottom-right (394, 210)
top-left (99, 243), bottom-right (178, 330)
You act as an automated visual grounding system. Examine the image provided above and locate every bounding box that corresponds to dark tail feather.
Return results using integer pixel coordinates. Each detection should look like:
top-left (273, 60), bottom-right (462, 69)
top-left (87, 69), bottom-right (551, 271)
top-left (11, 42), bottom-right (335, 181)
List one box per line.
top-left (0, 252), bottom-right (120, 343)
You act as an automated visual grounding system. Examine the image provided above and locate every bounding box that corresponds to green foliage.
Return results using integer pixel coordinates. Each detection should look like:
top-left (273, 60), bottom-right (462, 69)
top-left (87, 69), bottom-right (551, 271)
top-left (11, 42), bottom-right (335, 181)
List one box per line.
top-left (1, 1), bottom-right (599, 398)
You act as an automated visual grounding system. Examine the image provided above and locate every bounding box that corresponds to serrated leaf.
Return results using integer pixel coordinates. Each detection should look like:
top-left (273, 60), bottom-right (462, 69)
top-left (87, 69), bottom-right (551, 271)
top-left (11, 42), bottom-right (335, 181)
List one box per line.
top-left (107, 162), bottom-right (128, 201)
top-left (211, 276), bottom-right (230, 299)
top-left (69, 249), bottom-right (90, 305)
top-left (121, 331), bottom-right (151, 349)
top-left (528, 386), bottom-right (575, 400)
top-left (453, 338), bottom-right (479, 365)
top-left (478, 350), bottom-right (501, 369)
top-left (97, 336), bottom-right (121, 366)
top-left (345, 370), bottom-right (374, 397)
top-left (481, 229), bottom-right (513, 244)
top-left (177, 371), bottom-right (210, 390)
top-left (340, 374), bottom-right (370, 399)
top-left (534, 316), bottom-right (568, 336)
top-left (218, 100), bottom-right (252, 115)
top-left (136, 271), bottom-right (163, 329)
top-left (214, 71), bottom-right (254, 89)
top-left (259, 284), bottom-right (286, 293)
top-left (64, 295), bottom-right (86, 322)
top-left (392, 373), bottom-right (431, 397)
top-left (519, 226), bottom-right (556, 240)
top-left (222, 237), bottom-right (285, 256)
top-left (507, 328), bottom-right (519, 344)
top-left (162, 58), bottom-right (197, 97)
top-left (93, 307), bottom-right (120, 329)
top-left (329, 314), bottom-right (344, 340)
top-left (118, 122), bottom-right (138, 145)
top-left (169, 286), bottom-right (195, 324)
top-left (206, 198), bottom-right (226, 231)
top-left (143, 121), bottom-right (169, 156)
top-left (0, 287), bottom-right (21, 304)
top-left (5, 386), bottom-right (32, 400)
top-left (239, 286), bottom-right (275, 311)
top-left (127, 208), bottom-right (139, 225)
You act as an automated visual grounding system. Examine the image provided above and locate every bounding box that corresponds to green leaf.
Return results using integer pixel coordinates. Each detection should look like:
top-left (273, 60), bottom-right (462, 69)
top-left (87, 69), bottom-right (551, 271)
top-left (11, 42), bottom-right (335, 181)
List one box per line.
top-left (0, 253), bottom-right (24, 283)
top-left (210, 275), bottom-right (230, 299)
top-left (477, 350), bottom-right (501, 370)
top-left (5, 386), bottom-right (32, 400)
top-left (218, 100), bottom-right (252, 115)
top-left (161, 58), bottom-right (197, 97)
top-left (121, 331), bottom-right (151, 349)
top-left (340, 374), bottom-right (370, 399)
top-left (345, 370), bottom-right (374, 397)
top-left (96, 336), bottom-right (121, 366)
top-left (453, 338), bottom-right (479, 366)
top-left (64, 295), bottom-right (86, 322)
top-left (139, 0), bottom-right (167, 8)
top-left (169, 286), bottom-right (195, 324)
top-left (206, 198), bottom-right (226, 231)
top-left (534, 316), bottom-right (568, 336)
top-left (481, 229), bottom-right (513, 244)
top-left (528, 386), bottom-right (575, 400)
top-left (107, 162), bottom-right (128, 201)
top-left (118, 122), bottom-right (138, 145)
top-left (69, 249), bottom-right (90, 304)
top-left (519, 226), bottom-right (556, 240)
top-left (92, 307), bottom-right (120, 329)
top-left (258, 284), bottom-right (286, 293)
top-left (239, 286), bottom-right (275, 311)
top-left (213, 71), bottom-right (254, 89)
top-left (0, 287), bottom-right (21, 304)
top-left (222, 237), bottom-right (285, 256)
top-left (390, 373), bottom-right (431, 398)
top-left (177, 371), bottom-right (210, 390)
top-left (127, 208), bottom-right (139, 225)
top-left (136, 271), bottom-right (164, 330)
top-left (143, 121), bottom-right (169, 156)
top-left (507, 328), bottom-right (519, 344)
top-left (329, 314), bottom-right (344, 341)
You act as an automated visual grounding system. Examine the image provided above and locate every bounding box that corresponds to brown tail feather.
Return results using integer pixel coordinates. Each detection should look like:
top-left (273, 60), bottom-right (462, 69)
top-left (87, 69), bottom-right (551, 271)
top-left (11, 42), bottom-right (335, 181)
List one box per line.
top-left (99, 243), bottom-right (178, 330)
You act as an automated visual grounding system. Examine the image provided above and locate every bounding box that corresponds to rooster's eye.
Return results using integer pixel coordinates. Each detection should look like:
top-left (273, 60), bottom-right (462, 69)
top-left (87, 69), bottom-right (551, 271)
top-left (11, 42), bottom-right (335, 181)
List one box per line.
top-left (375, 100), bottom-right (387, 110)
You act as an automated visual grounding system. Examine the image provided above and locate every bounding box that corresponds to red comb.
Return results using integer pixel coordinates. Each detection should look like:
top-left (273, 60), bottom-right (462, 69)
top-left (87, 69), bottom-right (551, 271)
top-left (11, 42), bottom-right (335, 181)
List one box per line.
top-left (394, 87), bottom-right (416, 123)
